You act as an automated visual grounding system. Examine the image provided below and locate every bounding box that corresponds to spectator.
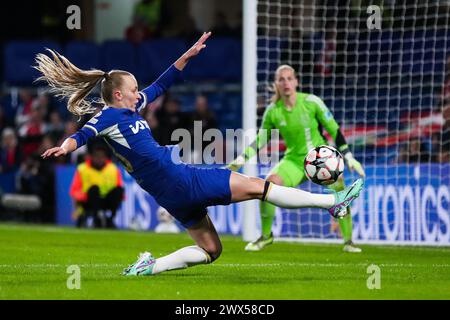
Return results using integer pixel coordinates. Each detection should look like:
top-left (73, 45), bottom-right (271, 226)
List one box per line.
top-left (443, 104), bottom-right (450, 153)
top-left (38, 134), bottom-right (56, 157)
top-left (47, 110), bottom-right (65, 143)
top-left (15, 89), bottom-right (34, 128)
top-left (441, 56), bottom-right (450, 107)
top-left (0, 106), bottom-right (10, 133)
top-left (0, 128), bottom-right (22, 173)
top-left (125, 15), bottom-right (152, 45)
top-left (156, 96), bottom-right (189, 146)
top-left (188, 94), bottom-right (218, 134)
top-left (398, 137), bottom-right (431, 163)
top-left (186, 94), bottom-right (218, 163)
top-left (69, 143), bottom-right (124, 229)
top-left (58, 120), bottom-right (85, 164)
top-left (18, 102), bottom-right (48, 159)
top-left (16, 153), bottom-right (55, 222)
top-left (132, 0), bottom-right (163, 38)
top-left (433, 104), bottom-right (450, 163)
top-left (142, 108), bottom-right (162, 144)
top-left (0, 93), bottom-right (15, 127)
top-left (315, 27), bottom-right (337, 77)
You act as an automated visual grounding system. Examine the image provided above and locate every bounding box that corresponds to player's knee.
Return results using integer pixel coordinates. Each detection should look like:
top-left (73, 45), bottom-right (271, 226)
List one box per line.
top-left (203, 243), bottom-right (222, 262)
top-left (266, 174), bottom-right (283, 185)
top-left (246, 177), bottom-right (266, 199)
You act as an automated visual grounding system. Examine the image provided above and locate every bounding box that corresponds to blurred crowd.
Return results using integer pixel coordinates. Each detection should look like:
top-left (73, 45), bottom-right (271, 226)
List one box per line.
top-left (1, 0), bottom-right (449, 225)
top-left (0, 89), bottom-right (218, 222)
top-left (125, 0), bottom-right (241, 45)
top-left (397, 57), bottom-right (450, 164)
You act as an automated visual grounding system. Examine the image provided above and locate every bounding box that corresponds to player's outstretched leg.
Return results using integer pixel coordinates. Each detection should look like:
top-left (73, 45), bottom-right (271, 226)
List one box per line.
top-left (123, 216), bottom-right (219, 276)
top-left (327, 179), bottom-right (364, 218)
top-left (229, 172), bottom-right (364, 218)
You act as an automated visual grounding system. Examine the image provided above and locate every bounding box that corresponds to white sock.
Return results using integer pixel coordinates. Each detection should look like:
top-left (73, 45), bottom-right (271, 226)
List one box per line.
top-left (152, 245), bottom-right (211, 274)
top-left (266, 184), bottom-right (335, 209)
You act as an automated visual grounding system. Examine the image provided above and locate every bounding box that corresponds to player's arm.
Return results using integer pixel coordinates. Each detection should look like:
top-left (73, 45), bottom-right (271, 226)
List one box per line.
top-left (228, 105), bottom-right (274, 171)
top-left (41, 137), bottom-right (77, 159)
top-left (309, 94), bottom-right (365, 177)
top-left (136, 32), bottom-right (211, 112)
top-left (42, 112), bottom-right (106, 159)
top-left (41, 127), bottom-right (94, 159)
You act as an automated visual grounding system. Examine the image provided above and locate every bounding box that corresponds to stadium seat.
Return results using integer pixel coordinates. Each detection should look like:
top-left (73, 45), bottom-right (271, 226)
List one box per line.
top-left (137, 38), bottom-right (187, 84)
top-left (185, 37), bottom-right (242, 81)
top-left (65, 41), bottom-right (101, 71)
top-left (226, 39), bottom-right (242, 81)
top-left (100, 40), bottom-right (138, 75)
top-left (4, 41), bottom-right (62, 86)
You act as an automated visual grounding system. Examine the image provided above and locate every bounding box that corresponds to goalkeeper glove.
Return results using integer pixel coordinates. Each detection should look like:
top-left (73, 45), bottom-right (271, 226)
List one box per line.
top-left (344, 152), bottom-right (365, 177)
top-left (227, 155), bottom-right (246, 171)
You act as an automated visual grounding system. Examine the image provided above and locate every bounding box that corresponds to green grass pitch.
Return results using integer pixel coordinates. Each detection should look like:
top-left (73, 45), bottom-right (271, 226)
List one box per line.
top-left (1, 223), bottom-right (449, 300)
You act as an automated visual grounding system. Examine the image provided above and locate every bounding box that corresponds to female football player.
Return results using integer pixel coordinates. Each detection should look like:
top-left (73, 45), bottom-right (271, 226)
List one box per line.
top-left (37, 32), bottom-right (363, 276)
top-left (229, 64), bottom-right (365, 253)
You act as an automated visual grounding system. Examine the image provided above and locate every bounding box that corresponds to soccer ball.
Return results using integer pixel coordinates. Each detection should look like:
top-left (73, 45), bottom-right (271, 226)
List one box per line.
top-left (304, 145), bottom-right (344, 186)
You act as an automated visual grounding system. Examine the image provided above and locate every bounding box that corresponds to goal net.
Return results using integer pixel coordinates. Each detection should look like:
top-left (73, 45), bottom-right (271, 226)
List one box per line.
top-left (252, 0), bottom-right (450, 245)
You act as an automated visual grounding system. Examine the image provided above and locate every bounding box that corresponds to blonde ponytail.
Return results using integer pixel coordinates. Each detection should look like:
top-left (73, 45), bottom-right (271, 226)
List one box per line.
top-left (34, 49), bottom-right (105, 116)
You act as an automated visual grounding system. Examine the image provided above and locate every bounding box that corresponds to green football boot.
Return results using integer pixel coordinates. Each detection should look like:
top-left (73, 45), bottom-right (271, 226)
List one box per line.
top-left (245, 232), bottom-right (274, 251)
top-left (343, 240), bottom-right (362, 253)
top-left (328, 179), bottom-right (364, 219)
top-left (122, 252), bottom-right (156, 276)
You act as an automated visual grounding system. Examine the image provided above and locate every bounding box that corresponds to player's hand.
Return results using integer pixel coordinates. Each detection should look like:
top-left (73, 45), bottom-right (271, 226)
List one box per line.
top-left (175, 32), bottom-right (211, 70)
top-left (41, 147), bottom-right (67, 159)
top-left (227, 155), bottom-right (245, 171)
top-left (344, 153), bottom-right (365, 177)
top-left (184, 31), bottom-right (212, 59)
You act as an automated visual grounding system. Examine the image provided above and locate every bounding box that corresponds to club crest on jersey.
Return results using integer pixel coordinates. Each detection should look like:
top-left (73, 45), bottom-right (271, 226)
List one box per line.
top-left (129, 120), bottom-right (149, 134)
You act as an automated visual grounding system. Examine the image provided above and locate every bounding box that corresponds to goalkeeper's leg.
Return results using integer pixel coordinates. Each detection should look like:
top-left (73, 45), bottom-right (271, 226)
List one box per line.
top-left (328, 176), bottom-right (362, 253)
top-left (244, 178), bottom-right (279, 252)
top-left (245, 159), bottom-right (302, 251)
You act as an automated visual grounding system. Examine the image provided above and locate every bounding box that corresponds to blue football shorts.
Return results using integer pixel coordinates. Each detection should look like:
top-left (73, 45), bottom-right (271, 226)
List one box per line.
top-left (140, 166), bottom-right (232, 228)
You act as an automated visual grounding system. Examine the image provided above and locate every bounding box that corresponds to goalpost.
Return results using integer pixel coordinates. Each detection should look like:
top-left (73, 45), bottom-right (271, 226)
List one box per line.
top-left (242, 0), bottom-right (259, 242)
top-left (242, 0), bottom-right (450, 245)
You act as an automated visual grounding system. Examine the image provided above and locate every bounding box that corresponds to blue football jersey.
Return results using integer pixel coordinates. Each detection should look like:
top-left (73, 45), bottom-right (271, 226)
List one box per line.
top-left (66, 63), bottom-right (233, 228)
top-left (70, 64), bottom-right (187, 198)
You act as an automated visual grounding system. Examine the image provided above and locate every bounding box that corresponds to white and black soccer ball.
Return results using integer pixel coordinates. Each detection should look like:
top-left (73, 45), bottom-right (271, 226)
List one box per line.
top-left (304, 145), bottom-right (344, 186)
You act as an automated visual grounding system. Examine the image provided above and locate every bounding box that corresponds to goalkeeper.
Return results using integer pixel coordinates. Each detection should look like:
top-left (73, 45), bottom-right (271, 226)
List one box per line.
top-left (228, 65), bottom-right (365, 253)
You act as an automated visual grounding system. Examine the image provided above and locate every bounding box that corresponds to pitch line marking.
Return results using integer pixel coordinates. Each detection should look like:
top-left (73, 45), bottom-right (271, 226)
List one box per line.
top-left (1, 263), bottom-right (450, 268)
